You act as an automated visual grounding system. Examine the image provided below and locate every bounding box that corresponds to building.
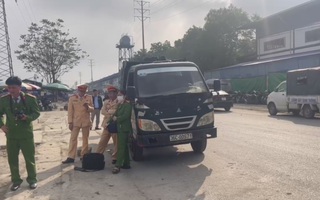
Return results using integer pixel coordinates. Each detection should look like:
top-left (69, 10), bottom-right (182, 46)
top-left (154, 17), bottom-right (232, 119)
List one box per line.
top-left (245, 0), bottom-right (320, 60)
top-left (204, 0), bottom-right (320, 92)
top-left (87, 73), bottom-right (120, 92)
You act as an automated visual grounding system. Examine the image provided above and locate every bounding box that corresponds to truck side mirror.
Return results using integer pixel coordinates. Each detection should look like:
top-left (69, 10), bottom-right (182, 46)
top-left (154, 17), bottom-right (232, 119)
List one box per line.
top-left (213, 80), bottom-right (221, 91)
top-left (126, 86), bottom-right (136, 101)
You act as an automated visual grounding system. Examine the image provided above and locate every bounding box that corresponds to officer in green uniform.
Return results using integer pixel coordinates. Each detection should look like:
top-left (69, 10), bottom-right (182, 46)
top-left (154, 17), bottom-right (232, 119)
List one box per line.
top-left (112, 91), bottom-right (132, 174)
top-left (0, 76), bottom-right (40, 191)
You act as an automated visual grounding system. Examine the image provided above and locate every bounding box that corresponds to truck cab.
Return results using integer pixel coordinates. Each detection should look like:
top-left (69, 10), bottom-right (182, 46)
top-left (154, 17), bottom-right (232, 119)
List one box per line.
top-left (120, 61), bottom-right (217, 160)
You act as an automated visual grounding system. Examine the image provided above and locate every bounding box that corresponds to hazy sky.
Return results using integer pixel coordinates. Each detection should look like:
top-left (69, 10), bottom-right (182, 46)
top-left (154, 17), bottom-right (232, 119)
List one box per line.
top-left (5, 0), bottom-right (310, 87)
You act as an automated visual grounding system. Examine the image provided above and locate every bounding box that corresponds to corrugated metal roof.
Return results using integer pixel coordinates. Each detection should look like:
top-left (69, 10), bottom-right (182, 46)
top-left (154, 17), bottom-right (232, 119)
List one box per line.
top-left (241, 0), bottom-right (320, 29)
top-left (218, 51), bottom-right (320, 70)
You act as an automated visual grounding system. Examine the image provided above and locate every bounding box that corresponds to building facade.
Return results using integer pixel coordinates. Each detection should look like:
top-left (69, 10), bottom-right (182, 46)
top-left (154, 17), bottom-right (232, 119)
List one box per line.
top-left (204, 0), bottom-right (320, 92)
top-left (249, 0), bottom-right (320, 60)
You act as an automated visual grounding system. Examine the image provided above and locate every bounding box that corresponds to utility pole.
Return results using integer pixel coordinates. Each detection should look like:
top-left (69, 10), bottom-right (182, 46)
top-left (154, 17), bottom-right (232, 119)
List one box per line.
top-left (0, 0), bottom-right (14, 78)
top-left (89, 59), bottom-right (94, 82)
top-left (134, 0), bottom-right (150, 53)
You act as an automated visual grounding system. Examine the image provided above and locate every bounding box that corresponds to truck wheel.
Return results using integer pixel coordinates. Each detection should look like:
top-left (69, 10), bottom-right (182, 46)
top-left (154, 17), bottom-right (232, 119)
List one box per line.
top-left (191, 138), bottom-right (207, 153)
top-left (224, 106), bottom-right (231, 111)
top-left (130, 138), bottom-right (143, 161)
top-left (302, 105), bottom-right (315, 119)
top-left (268, 103), bottom-right (277, 116)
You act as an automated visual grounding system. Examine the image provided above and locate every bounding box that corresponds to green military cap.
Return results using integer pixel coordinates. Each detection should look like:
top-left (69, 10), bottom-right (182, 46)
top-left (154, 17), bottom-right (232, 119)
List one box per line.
top-left (5, 76), bottom-right (22, 86)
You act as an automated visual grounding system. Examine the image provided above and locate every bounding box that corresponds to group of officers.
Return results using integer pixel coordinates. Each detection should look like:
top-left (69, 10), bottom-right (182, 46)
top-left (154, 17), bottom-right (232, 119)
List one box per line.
top-left (0, 76), bottom-right (130, 192)
top-left (62, 84), bottom-right (120, 164)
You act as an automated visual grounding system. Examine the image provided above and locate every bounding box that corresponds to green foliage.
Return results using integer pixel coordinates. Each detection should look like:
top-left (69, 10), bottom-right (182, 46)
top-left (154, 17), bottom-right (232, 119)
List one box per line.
top-left (132, 5), bottom-right (258, 72)
top-left (15, 19), bottom-right (88, 83)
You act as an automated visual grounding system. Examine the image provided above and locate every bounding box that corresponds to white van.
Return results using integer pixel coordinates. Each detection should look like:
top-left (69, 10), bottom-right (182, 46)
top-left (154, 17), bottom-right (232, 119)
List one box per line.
top-left (267, 67), bottom-right (320, 119)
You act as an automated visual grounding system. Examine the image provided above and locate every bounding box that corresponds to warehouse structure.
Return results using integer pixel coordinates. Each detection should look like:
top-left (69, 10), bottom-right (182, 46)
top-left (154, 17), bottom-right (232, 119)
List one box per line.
top-left (204, 0), bottom-right (320, 92)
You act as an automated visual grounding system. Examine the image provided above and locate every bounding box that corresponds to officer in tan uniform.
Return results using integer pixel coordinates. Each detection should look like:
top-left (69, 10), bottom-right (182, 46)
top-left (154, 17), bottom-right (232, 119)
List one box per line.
top-left (96, 85), bottom-right (119, 164)
top-left (62, 84), bottom-right (94, 164)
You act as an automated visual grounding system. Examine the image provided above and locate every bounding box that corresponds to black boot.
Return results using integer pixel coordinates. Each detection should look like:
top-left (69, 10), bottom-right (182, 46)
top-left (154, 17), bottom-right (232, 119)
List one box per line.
top-left (10, 183), bottom-right (21, 191)
top-left (62, 157), bottom-right (75, 164)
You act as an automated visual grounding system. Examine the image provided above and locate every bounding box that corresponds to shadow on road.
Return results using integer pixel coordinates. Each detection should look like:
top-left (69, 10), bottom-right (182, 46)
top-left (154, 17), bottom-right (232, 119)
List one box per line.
top-left (269, 114), bottom-right (320, 127)
top-left (214, 109), bottom-right (232, 114)
top-left (3, 143), bottom-right (211, 200)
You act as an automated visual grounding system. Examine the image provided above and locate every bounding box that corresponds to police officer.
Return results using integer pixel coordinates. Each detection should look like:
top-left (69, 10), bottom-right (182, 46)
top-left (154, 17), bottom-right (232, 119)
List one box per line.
top-left (62, 85), bottom-right (94, 164)
top-left (96, 86), bottom-right (119, 163)
top-left (0, 76), bottom-right (40, 191)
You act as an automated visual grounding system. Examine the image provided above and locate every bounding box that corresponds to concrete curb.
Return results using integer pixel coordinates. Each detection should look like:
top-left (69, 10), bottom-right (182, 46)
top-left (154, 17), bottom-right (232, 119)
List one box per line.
top-left (233, 103), bottom-right (268, 112)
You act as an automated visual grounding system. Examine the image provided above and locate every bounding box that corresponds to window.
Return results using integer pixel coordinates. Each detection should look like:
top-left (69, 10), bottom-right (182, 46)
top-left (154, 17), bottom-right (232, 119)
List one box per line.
top-left (127, 72), bottom-right (134, 87)
top-left (264, 38), bottom-right (286, 51)
top-left (305, 28), bottom-right (320, 43)
top-left (276, 82), bottom-right (286, 92)
top-left (136, 66), bottom-right (208, 98)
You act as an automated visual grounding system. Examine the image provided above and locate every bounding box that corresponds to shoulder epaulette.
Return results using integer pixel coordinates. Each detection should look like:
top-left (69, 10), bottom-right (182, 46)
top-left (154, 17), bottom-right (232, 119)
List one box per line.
top-left (26, 93), bottom-right (36, 98)
top-left (0, 94), bottom-right (10, 99)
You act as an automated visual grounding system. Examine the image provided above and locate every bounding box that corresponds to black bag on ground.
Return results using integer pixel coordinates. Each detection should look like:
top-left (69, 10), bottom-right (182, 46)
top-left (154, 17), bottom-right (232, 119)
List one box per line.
top-left (81, 153), bottom-right (105, 171)
top-left (107, 121), bottom-right (118, 133)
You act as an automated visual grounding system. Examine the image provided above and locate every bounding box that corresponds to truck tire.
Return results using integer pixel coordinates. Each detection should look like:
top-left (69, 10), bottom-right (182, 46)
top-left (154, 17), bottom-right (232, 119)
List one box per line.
top-left (302, 105), bottom-right (315, 119)
top-left (268, 103), bottom-right (277, 116)
top-left (130, 138), bottom-right (143, 161)
top-left (224, 106), bottom-right (231, 111)
top-left (191, 138), bottom-right (207, 153)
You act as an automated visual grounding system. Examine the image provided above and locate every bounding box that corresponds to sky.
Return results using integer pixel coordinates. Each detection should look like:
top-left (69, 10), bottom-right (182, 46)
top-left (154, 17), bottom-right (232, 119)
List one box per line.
top-left (4, 0), bottom-right (311, 88)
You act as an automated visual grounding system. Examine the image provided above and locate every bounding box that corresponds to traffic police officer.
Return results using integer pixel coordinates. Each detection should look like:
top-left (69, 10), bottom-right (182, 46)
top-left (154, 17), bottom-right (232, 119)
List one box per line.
top-left (62, 84), bottom-right (94, 164)
top-left (0, 76), bottom-right (40, 191)
top-left (96, 85), bottom-right (119, 163)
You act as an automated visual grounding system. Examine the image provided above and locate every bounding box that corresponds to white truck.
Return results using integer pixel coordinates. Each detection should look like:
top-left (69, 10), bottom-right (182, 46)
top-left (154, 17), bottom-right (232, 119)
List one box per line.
top-left (267, 67), bottom-right (320, 119)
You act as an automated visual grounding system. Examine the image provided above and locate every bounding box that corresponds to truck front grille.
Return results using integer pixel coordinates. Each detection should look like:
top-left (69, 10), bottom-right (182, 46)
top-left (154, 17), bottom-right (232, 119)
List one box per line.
top-left (160, 116), bottom-right (196, 131)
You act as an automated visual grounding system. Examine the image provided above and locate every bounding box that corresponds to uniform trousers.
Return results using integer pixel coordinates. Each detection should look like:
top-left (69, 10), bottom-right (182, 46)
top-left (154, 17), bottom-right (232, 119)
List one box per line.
top-left (7, 138), bottom-right (37, 184)
top-left (96, 129), bottom-right (117, 160)
top-left (67, 126), bottom-right (90, 159)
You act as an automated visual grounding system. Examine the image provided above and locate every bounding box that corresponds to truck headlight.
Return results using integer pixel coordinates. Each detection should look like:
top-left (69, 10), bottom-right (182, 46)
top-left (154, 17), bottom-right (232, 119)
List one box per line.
top-left (197, 112), bottom-right (214, 126)
top-left (138, 119), bottom-right (161, 131)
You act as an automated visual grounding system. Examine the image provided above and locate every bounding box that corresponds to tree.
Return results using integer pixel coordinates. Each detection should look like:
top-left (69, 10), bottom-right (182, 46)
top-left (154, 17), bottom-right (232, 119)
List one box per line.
top-left (132, 5), bottom-right (260, 72)
top-left (15, 19), bottom-right (88, 83)
top-left (131, 40), bottom-right (179, 61)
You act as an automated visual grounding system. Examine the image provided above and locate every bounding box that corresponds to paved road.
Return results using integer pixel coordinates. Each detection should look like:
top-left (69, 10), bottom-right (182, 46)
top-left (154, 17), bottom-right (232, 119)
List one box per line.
top-left (1, 108), bottom-right (320, 200)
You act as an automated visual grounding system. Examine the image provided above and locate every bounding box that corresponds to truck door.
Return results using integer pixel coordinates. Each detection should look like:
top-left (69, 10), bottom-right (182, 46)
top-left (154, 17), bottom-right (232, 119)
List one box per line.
top-left (274, 81), bottom-right (287, 111)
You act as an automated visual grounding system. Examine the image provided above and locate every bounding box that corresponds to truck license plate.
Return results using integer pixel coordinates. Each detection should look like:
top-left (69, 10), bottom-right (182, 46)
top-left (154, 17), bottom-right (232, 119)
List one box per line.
top-left (170, 133), bottom-right (193, 142)
top-left (221, 97), bottom-right (226, 101)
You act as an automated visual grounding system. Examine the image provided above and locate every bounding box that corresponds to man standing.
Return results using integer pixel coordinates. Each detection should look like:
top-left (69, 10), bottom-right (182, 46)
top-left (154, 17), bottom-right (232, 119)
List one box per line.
top-left (91, 89), bottom-right (103, 130)
top-left (0, 76), bottom-right (40, 191)
top-left (62, 84), bottom-right (94, 164)
top-left (96, 86), bottom-right (119, 164)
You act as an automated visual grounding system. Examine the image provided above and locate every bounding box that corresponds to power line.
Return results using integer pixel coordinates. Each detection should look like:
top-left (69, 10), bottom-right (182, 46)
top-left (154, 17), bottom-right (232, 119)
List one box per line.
top-left (15, 2), bottom-right (29, 26)
top-left (134, 0), bottom-right (150, 52)
top-left (152, 0), bottom-right (211, 22)
top-left (151, 0), bottom-right (183, 15)
top-left (151, 0), bottom-right (168, 6)
top-left (21, 0), bottom-right (36, 22)
top-left (6, 1), bottom-right (28, 29)
top-left (26, 0), bottom-right (39, 21)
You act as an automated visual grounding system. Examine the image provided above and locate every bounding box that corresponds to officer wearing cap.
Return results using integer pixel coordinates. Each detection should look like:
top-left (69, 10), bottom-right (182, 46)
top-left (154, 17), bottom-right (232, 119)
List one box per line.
top-left (62, 84), bottom-right (94, 164)
top-left (0, 76), bottom-right (40, 191)
top-left (96, 85), bottom-right (119, 164)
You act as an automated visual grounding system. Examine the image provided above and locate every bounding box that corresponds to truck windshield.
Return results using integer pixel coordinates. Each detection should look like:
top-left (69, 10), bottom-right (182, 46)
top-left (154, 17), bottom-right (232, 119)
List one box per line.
top-left (136, 66), bottom-right (208, 98)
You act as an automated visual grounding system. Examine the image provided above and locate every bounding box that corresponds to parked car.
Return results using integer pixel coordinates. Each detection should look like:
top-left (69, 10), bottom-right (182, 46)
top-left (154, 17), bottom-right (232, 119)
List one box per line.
top-left (211, 89), bottom-right (233, 111)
